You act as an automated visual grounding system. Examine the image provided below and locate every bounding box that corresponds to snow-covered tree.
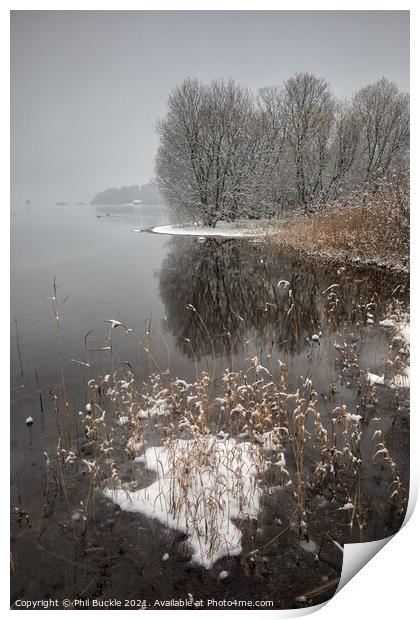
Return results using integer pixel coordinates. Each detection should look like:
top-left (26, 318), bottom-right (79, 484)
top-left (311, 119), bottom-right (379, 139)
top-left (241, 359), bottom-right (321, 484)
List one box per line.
top-left (325, 102), bottom-right (361, 198)
top-left (281, 72), bottom-right (335, 208)
top-left (155, 74), bottom-right (409, 223)
top-left (352, 77), bottom-right (409, 183)
top-left (156, 78), bottom-right (266, 226)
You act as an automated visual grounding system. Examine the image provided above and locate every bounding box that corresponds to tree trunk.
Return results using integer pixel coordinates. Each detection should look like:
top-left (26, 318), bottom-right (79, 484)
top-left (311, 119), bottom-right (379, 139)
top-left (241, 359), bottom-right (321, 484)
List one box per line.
top-left (203, 215), bottom-right (217, 228)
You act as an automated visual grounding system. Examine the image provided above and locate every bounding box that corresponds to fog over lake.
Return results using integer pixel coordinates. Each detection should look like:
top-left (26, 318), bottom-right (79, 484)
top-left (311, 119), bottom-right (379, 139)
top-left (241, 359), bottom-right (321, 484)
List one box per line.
top-left (11, 11), bottom-right (409, 204)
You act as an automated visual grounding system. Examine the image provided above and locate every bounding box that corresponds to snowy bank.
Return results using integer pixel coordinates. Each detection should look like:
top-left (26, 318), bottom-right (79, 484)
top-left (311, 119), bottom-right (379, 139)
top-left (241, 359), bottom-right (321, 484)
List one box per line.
top-left (148, 224), bottom-right (266, 238)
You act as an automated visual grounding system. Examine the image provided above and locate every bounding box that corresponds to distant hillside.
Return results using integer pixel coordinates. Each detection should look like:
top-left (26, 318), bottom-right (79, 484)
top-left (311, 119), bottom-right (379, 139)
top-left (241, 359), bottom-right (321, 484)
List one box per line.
top-left (90, 183), bottom-right (163, 205)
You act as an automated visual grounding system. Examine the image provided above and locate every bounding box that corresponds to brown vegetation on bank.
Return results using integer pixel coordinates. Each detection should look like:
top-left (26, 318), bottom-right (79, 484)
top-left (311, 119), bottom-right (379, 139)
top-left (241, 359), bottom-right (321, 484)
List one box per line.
top-left (270, 172), bottom-right (409, 271)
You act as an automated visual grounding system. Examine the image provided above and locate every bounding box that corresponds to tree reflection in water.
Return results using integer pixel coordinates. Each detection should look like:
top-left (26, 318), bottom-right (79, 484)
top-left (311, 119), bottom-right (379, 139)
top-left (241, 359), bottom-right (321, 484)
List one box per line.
top-left (158, 237), bottom-right (408, 361)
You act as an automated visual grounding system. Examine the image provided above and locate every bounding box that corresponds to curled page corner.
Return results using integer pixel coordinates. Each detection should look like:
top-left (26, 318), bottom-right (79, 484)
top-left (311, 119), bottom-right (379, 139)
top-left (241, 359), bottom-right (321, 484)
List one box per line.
top-left (335, 536), bottom-right (393, 595)
top-left (291, 533), bottom-right (400, 614)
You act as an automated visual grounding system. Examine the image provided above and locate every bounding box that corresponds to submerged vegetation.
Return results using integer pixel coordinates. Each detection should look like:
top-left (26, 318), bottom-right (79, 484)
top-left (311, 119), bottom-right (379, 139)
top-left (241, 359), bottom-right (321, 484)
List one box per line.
top-left (71, 334), bottom-right (408, 568)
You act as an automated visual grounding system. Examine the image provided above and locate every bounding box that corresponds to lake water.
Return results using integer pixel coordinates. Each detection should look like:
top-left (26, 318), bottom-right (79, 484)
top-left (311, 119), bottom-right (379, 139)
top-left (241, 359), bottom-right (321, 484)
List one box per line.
top-left (10, 201), bottom-right (409, 607)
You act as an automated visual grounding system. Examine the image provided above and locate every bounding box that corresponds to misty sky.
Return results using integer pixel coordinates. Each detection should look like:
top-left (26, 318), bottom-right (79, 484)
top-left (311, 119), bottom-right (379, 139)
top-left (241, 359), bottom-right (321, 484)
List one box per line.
top-left (11, 10), bottom-right (409, 204)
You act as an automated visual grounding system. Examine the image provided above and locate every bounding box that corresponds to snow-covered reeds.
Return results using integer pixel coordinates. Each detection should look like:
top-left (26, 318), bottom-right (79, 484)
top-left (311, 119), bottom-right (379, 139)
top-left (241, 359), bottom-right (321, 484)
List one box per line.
top-left (44, 331), bottom-right (407, 566)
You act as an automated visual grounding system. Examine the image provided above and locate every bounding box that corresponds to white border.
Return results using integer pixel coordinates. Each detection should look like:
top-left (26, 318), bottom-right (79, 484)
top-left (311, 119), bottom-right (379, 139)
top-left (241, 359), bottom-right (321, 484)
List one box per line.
top-left (3, 2), bottom-right (418, 618)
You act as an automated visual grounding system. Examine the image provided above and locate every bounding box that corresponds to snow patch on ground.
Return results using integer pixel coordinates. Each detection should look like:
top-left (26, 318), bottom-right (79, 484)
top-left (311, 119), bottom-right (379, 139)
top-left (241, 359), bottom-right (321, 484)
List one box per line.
top-left (104, 436), bottom-right (266, 568)
top-left (138, 398), bottom-right (169, 419)
top-left (150, 224), bottom-right (265, 238)
top-left (367, 373), bottom-right (386, 386)
top-left (367, 370), bottom-right (409, 390)
top-left (379, 317), bottom-right (410, 346)
top-left (390, 370), bottom-right (410, 389)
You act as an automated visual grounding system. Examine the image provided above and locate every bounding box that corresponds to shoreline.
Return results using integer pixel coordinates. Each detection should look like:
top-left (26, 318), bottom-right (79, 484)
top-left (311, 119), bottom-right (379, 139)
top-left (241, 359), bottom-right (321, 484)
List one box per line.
top-left (266, 237), bottom-right (410, 276)
top-left (136, 222), bottom-right (409, 276)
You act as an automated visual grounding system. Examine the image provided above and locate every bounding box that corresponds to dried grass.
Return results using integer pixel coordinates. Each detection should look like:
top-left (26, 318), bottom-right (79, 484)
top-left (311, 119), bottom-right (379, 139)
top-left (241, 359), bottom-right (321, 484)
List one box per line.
top-left (271, 172), bottom-right (409, 269)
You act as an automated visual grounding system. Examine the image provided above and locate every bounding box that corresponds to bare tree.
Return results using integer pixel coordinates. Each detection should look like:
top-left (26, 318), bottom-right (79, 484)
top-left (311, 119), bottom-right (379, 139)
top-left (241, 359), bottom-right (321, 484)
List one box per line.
top-left (156, 78), bottom-right (268, 226)
top-left (204, 79), bottom-right (259, 223)
top-left (282, 72), bottom-right (334, 209)
top-left (352, 77), bottom-right (409, 182)
top-left (155, 78), bottom-right (209, 223)
top-left (326, 102), bottom-right (361, 197)
top-left (254, 86), bottom-right (288, 213)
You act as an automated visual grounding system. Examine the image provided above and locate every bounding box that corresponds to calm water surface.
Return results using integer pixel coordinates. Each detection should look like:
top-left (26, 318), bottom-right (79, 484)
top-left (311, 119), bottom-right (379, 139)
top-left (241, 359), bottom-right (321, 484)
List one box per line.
top-left (11, 203), bottom-right (177, 501)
